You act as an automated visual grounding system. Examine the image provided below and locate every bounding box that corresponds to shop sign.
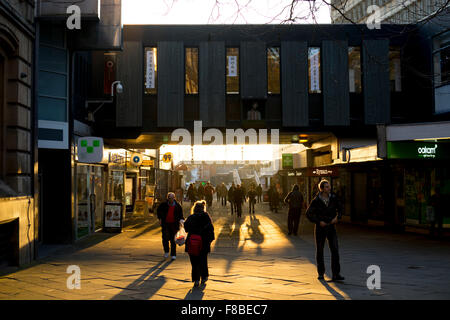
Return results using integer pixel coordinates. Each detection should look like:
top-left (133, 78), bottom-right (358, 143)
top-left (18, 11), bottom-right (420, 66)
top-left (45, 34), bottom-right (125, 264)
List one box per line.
top-left (130, 153), bottom-right (143, 166)
top-left (142, 160), bottom-right (154, 167)
top-left (307, 167), bottom-right (339, 177)
top-left (77, 137), bottom-right (104, 163)
top-left (109, 152), bottom-right (125, 164)
top-left (387, 141), bottom-right (450, 160)
top-left (282, 153), bottom-right (293, 169)
top-left (162, 152), bottom-right (173, 163)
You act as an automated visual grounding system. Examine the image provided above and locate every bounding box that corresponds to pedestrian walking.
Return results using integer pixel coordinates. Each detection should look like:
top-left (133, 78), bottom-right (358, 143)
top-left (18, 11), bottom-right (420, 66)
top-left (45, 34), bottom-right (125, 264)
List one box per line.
top-left (204, 182), bottom-right (214, 207)
top-left (197, 183), bottom-right (205, 200)
top-left (269, 185), bottom-right (280, 213)
top-left (175, 187), bottom-right (184, 205)
top-left (430, 187), bottom-right (446, 239)
top-left (184, 200), bottom-right (215, 287)
top-left (247, 185), bottom-right (257, 215)
top-left (256, 184), bottom-right (263, 203)
top-left (234, 184), bottom-right (245, 218)
top-left (228, 183), bottom-right (236, 215)
top-left (219, 183), bottom-right (228, 206)
top-left (156, 192), bottom-right (185, 260)
top-left (306, 180), bottom-right (345, 281)
top-left (284, 184), bottom-right (304, 236)
top-left (187, 183), bottom-right (197, 205)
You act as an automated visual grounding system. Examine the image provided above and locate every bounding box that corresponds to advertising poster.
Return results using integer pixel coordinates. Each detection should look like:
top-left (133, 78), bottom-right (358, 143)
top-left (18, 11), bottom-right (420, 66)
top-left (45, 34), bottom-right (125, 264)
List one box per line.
top-left (104, 203), bottom-right (122, 229)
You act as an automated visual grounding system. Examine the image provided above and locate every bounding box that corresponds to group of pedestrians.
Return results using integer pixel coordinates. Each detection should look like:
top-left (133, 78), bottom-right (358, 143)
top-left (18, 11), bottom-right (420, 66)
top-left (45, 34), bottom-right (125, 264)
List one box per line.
top-left (156, 178), bottom-right (345, 288)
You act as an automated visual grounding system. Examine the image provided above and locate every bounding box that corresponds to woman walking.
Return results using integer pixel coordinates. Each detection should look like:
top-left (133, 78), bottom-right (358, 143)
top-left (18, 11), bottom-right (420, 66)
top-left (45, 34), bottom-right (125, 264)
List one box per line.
top-left (184, 200), bottom-right (215, 287)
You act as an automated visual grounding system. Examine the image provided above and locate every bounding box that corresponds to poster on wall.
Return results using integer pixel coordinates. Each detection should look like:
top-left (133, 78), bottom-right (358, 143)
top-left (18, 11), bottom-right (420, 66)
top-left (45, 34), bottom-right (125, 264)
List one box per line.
top-left (228, 56), bottom-right (237, 76)
top-left (77, 203), bottom-right (89, 227)
top-left (104, 202), bottom-right (123, 231)
top-left (146, 49), bottom-right (155, 89)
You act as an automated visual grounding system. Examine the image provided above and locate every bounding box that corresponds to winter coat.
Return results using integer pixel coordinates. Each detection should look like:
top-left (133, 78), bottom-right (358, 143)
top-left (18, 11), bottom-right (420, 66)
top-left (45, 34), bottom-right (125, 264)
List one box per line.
top-left (156, 201), bottom-right (184, 230)
top-left (184, 211), bottom-right (215, 254)
top-left (284, 190), bottom-right (304, 209)
top-left (306, 193), bottom-right (343, 225)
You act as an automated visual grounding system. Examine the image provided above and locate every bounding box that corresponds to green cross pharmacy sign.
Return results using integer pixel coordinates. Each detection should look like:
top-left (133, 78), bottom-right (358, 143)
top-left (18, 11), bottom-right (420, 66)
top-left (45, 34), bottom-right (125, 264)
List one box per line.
top-left (77, 137), bottom-right (104, 163)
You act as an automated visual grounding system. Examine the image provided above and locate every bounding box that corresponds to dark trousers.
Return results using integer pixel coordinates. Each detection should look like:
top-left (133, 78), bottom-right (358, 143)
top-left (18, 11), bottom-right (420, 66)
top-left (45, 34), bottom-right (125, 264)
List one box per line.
top-left (257, 195), bottom-right (262, 203)
top-left (288, 208), bottom-right (301, 235)
top-left (189, 253), bottom-right (209, 282)
top-left (229, 201), bottom-right (235, 214)
top-left (248, 200), bottom-right (255, 214)
top-left (314, 224), bottom-right (341, 277)
top-left (206, 195), bottom-right (213, 207)
top-left (221, 196), bottom-right (227, 206)
top-left (162, 223), bottom-right (178, 256)
top-left (430, 213), bottom-right (444, 238)
top-left (236, 202), bottom-right (243, 217)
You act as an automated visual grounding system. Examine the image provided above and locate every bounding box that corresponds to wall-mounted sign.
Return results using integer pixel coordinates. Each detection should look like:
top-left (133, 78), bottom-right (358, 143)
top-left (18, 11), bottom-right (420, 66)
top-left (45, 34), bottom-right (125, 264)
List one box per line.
top-left (141, 160), bottom-right (154, 167)
top-left (146, 49), bottom-right (155, 89)
top-left (130, 153), bottom-right (143, 166)
top-left (77, 137), bottom-right (104, 163)
top-left (162, 152), bottom-right (173, 163)
top-left (387, 141), bottom-right (450, 159)
top-left (228, 56), bottom-right (237, 76)
top-left (307, 167), bottom-right (339, 177)
top-left (282, 153), bottom-right (293, 169)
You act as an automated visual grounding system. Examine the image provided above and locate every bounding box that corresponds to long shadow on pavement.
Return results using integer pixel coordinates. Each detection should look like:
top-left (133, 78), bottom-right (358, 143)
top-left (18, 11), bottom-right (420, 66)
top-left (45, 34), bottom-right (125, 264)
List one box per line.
top-left (184, 285), bottom-right (206, 300)
top-left (111, 259), bottom-right (173, 300)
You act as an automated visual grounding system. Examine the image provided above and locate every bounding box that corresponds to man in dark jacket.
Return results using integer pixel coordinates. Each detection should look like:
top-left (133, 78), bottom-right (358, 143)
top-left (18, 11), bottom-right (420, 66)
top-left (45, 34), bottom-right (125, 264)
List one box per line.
top-left (256, 184), bottom-right (263, 203)
top-left (187, 183), bottom-right (197, 204)
top-left (197, 183), bottom-right (205, 200)
top-left (247, 185), bottom-right (257, 215)
top-left (234, 185), bottom-right (245, 218)
top-left (306, 180), bottom-right (344, 281)
top-left (157, 192), bottom-right (184, 260)
top-left (228, 183), bottom-right (236, 215)
top-left (284, 184), bottom-right (304, 236)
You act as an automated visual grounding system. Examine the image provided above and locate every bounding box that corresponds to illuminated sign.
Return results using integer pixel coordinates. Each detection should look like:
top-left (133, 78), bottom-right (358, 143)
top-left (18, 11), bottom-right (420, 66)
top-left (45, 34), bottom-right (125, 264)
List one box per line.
top-left (162, 152), bottom-right (173, 163)
top-left (387, 142), bottom-right (450, 159)
top-left (77, 137), bottom-right (103, 163)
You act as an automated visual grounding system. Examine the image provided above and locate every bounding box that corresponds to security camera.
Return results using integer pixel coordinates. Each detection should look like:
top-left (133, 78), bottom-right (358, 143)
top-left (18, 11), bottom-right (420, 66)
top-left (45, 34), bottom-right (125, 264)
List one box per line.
top-left (116, 82), bottom-right (123, 94)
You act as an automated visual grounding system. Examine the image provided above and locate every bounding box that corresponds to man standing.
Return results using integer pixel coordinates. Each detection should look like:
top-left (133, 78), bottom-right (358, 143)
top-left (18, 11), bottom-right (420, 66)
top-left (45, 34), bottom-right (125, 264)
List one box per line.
top-left (306, 180), bottom-right (345, 281)
top-left (284, 184), bottom-right (304, 236)
top-left (247, 185), bottom-right (257, 216)
top-left (234, 184), bottom-right (245, 218)
top-left (157, 192), bottom-right (185, 260)
top-left (219, 183), bottom-right (228, 206)
top-left (204, 182), bottom-right (214, 207)
top-left (228, 183), bottom-right (236, 215)
top-left (256, 184), bottom-right (263, 203)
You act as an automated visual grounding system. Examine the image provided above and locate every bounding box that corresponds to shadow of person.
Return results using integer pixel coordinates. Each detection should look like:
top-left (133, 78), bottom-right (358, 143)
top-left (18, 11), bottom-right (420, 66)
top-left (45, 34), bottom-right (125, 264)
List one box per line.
top-left (184, 285), bottom-right (206, 300)
top-left (318, 278), bottom-right (347, 300)
top-left (213, 215), bottom-right (245, 273)
top-left (111, 259), bottom-right (173, 300)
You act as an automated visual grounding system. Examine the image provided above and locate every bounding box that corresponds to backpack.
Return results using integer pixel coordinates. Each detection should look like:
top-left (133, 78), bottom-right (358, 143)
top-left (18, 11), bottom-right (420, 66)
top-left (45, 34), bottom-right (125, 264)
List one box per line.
top-left (187, 234), bottom-right (203, 256)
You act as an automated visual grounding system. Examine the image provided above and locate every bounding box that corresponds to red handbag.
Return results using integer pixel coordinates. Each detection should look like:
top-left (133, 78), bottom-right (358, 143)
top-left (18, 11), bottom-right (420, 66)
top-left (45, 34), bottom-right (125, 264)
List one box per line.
top-left (187, 234), bottom-right (203, 256)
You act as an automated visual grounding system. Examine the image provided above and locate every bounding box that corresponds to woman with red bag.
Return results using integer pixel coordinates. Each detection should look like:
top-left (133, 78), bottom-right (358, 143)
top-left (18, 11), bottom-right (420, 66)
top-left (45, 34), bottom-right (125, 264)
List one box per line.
top-left (184, 200), bottom-right (215, 287)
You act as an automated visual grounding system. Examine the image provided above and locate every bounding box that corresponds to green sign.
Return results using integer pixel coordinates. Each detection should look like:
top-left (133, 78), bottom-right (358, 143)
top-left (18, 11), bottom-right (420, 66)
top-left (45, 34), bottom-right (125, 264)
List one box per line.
top-left (282, 153), bottom-right (294, 169)
top-left (387, 141), bottom-right (450, 160)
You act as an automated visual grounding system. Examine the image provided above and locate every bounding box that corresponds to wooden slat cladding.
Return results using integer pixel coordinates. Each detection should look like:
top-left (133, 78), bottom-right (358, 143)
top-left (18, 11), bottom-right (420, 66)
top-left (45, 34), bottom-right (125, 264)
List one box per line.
top-left (240, 41), bottom-right (267, 100)
top-left (322, 40), bottom-right (350, 126)
top-left (281, 41), bottom-right (308, 127)
top-left (199, 41), bottom-right (226, 127)
top-left (157, 41), bottom-right (184, 127)
top-left (363, 39), bottom-right (390, 125)
top-left (116, 41), bottom-right (143, 127)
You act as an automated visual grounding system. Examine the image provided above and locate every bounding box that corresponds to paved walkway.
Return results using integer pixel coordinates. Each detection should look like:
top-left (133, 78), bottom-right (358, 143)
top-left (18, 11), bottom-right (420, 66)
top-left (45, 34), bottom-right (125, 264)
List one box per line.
top-left (1, 200), bottom-right (450, 300)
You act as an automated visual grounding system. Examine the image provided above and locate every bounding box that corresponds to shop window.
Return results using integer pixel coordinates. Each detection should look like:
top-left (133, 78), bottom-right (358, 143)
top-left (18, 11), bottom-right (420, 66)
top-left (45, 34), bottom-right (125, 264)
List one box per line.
top-left (433, 30), bottom-right (450, 114)
top-left (185, 47), bottom-right (198, 94)
top-left (145, 47), bottom-right (157, 94)
top-left (308, 47), bottom-right (321, 93)
top-left (267, 47), bottom-right (280, 94)
top-left (226, 48), bottom-right (239, 94)
top-left (389, 49), bottom-right (402, 92)
top-left (348, 47), bottom-right (362, 93)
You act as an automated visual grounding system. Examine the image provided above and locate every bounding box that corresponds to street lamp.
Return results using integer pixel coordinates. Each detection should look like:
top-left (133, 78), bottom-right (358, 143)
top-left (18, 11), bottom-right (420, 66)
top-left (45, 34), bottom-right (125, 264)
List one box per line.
top-left (86, 80), bottom-right (124, 122)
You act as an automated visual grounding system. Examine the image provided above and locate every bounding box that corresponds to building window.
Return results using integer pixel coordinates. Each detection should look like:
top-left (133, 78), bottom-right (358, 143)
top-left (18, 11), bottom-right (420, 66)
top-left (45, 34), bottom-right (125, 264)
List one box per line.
top-left (308, 47), bottom-right (321, 93)
top-left (145, 47), bottom-right (157, 94)
top-left (348, 47), bottom-right (362, 93)
top-left (433, 31), bottom-right (450, 114)
top-left (226, 48), bottom-right (239, 94)
top-left (389, 49), bottom-right (402, 92)
top-left (267, 47), bottom-right (280, 94)
top-left (185, 47), bottom-right (198, 94)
